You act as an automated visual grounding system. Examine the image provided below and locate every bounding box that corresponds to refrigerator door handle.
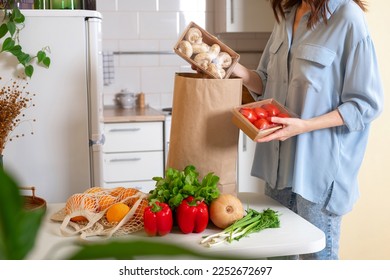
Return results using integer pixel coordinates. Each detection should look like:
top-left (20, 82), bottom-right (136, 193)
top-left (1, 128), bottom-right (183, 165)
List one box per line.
top-left (89, 134), bottom-right (105, 146)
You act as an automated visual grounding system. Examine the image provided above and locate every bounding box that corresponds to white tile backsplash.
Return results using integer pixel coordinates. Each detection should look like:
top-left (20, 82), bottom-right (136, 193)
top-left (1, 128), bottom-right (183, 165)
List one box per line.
top-left (159, 39), bottom-right (179, 52)
top-left (96, 0), bottom-right (118, 11)
top-left (138, 12), bottom-right (179, 39)
top-left (118, 0), bottom-right (157, 11)
top-left (98, 0), bottom-right (269, 109)
top-left (159, 0), bottom-right (205, 12)
top-left (101, 12), bottom-right (138, 40)
top-left (141, 67), bottom-right (178, 93)
top-left (118, 54), bottom-right (159, 67)
top-left (178, 12), bottom-right (207, 32)
top-left (119, 40), bottom-right (160, 52)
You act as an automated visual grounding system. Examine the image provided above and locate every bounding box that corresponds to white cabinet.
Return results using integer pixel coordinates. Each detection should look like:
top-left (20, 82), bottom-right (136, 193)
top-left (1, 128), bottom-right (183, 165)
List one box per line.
top-left (215, 0), bottom-right (275, 33)
top-left (102, 122), bottom-right (164, 193)
top-left (237, 131), bottom-right (265, 193)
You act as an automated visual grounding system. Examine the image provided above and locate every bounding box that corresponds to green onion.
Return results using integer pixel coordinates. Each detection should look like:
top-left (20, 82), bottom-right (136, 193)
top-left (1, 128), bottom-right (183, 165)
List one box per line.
top-left (200, 208), bottom-right (280, 247)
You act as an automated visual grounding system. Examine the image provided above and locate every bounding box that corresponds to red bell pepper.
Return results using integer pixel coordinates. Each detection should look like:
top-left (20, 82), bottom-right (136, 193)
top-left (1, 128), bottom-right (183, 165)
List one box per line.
top-left (143, 201), bottom-right (173, 236)
top-left (176, 196), bottom-right (209, 234)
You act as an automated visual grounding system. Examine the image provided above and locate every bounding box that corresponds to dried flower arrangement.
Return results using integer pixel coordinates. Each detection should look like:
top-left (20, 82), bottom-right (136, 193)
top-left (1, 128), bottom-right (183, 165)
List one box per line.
top-left (0, 76), bottom-right (35, 155)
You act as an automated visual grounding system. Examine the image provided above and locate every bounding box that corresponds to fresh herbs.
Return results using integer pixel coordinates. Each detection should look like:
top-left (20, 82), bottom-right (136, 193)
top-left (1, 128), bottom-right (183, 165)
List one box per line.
top-left (149, 165), bottom-right (220, 210)
top-left (201, 208), bottom-right (280, 247)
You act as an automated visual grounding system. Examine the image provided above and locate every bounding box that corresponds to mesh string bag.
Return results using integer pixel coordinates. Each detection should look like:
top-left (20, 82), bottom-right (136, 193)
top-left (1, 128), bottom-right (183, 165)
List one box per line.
top-left (56, 187), bottom-right (149, 239)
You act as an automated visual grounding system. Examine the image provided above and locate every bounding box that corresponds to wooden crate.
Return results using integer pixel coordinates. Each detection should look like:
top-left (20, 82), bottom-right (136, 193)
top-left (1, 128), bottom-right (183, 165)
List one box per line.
top-left (174, 21), bottom-right (240, 79)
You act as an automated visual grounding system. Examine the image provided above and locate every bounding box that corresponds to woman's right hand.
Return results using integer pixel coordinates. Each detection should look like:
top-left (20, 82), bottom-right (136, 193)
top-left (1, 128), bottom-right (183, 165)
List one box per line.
top-left (232, 63), bottom-right (263, 96)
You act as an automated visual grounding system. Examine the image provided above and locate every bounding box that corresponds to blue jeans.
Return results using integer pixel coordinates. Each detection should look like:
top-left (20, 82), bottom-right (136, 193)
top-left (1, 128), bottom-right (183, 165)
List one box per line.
top-left (265, 184), bottom-right (342, 260)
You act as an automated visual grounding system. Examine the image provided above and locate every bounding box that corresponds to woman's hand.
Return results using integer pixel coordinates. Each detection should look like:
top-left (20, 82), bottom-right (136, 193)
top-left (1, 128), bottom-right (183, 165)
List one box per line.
top-left (256, 109), bottom-right (345, 142)
top-left (256, 117), bottom-right (308, 142)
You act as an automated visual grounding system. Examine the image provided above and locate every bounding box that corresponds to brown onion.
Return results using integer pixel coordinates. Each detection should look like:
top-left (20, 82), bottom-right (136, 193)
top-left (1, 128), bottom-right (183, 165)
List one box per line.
top-left (209, 193), bottom-right (244, 229)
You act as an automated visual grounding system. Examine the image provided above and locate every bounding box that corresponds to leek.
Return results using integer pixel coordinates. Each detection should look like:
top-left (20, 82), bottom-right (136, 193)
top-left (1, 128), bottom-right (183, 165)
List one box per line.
top-left (200, 208), bottom-right (280, 247)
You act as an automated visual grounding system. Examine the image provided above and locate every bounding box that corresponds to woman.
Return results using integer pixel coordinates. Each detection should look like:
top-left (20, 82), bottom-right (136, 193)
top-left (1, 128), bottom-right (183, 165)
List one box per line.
top-left (233, 0), bottom-right (383, 259)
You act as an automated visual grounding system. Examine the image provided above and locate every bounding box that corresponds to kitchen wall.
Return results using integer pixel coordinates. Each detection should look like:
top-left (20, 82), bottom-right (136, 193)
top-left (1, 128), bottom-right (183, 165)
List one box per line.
top-left (339, 1), bottom-right (390, 260)
top-left (96, 0), bottom-right (268, 109)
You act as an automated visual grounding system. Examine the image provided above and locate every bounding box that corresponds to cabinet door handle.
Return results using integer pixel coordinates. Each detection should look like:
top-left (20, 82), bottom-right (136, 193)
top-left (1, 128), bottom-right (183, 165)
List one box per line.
top-left (108, 128), bottom-right (141, 133)
top-left (109, 158), bottom-right (141, 163)
top-left (230, 0), bottom-right (234, 24)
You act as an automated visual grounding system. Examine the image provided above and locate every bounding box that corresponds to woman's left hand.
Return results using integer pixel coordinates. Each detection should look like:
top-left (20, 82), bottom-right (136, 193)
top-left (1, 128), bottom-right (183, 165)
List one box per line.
top-left (256, 117), bottom-right (308, 142)
top-left (256, 109), bottom-right (345, 142)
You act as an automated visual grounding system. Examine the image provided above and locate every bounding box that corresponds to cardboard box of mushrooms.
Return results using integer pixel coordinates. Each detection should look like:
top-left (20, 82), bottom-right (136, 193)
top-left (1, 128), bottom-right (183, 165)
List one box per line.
top-left (174, 22), bottom-right (240, 79)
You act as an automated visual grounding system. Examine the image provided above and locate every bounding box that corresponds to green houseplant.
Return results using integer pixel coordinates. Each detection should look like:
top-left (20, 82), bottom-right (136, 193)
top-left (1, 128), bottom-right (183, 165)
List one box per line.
top-left (0, 0), bottom-right (51, 77)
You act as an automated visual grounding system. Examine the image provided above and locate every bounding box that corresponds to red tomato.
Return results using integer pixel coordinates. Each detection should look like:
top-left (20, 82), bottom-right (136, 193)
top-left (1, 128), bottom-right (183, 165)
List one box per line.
top-left (262, 103), bottom-right (281, 116)
top-left (253, 118), bottom-right (271, 130)
top-left (253, 107), bottom-right (269, 119)
top-left (239, 107), bottom-right (258, 123)
top-left (277, 112), bottom-right (290, 118)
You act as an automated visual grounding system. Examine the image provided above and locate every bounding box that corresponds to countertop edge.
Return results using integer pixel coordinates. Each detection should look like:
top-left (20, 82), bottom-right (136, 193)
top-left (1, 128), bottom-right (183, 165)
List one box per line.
top-left (103, 106), bottom-right (167, 123)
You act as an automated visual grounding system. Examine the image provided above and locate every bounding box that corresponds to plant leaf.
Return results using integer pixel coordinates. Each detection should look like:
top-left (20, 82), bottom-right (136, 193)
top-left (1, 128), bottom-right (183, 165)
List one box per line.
top-left (6, 21), bottom-right (16, 36)
top-left (69, 239), bottom-right (227, 260)
top-left (17, 52), bottom-right (31, 65)
top-left (42, 56), bottom-right (50, 67)
top-left (37, 50), bottom-right (46, 62)
top-left (1, 37), bottom-right (15, 51)
top-left (0, 168), bottom-right (45, 259)
top-left (12, 7), bottom-right (25, 24)
top-left (9, 44), bottom-right (22, 56)
top-left (0, 169), bottom-right (23, 259)
top-left (25, 65), bottom-right (34, 77)
top-left (0, 23), bottom-right (8, 39)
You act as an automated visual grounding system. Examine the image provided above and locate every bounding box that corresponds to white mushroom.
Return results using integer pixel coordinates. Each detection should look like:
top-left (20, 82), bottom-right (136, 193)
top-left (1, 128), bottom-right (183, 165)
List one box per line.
top-left (177, 40), bottom-right (193, 57)
top-left (192, 42), bottom-right (210, 55)
top-left (194, 52), bottom-right (213, 69)
top-left (219, 68), bottom-right (226, 78)
top-left (214, 52), bottom-right (232, 69)
top-left (207, 63), bottom-right (226, 79)
top-left (185, 27), bottom-right (203, 44)
top-left (208, 44), bottom-right (221, 60)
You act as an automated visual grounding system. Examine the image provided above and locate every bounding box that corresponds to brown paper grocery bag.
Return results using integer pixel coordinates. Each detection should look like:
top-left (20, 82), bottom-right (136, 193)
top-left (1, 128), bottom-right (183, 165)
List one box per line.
top-left (167, 73), bottom-right (242, 195)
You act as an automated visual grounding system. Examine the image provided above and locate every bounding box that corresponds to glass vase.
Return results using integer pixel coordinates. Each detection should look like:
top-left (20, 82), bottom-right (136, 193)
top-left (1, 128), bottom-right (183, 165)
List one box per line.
top-left (50, 0), bottom-right (74, 9)
top-left (34, 0), bottom-right (49, 9)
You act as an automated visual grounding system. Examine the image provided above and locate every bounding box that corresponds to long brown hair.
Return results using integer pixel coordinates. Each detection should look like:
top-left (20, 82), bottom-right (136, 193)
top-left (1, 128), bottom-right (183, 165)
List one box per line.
top-left (270, 0), bottom-right (367, 28)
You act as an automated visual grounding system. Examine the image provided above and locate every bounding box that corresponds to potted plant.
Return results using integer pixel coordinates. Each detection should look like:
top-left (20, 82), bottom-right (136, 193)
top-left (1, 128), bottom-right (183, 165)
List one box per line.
top-left (0, 0), bottom-right (51, 166)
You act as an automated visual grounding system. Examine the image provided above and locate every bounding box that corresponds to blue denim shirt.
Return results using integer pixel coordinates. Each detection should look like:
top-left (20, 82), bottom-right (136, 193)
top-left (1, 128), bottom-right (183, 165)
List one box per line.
top-left (251, 0), bottom-right (384, 215)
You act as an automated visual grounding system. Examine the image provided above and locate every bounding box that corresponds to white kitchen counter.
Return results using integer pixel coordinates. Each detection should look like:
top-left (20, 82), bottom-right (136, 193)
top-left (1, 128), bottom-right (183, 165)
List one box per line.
top-left (26, 192), bottom-right (325, 260)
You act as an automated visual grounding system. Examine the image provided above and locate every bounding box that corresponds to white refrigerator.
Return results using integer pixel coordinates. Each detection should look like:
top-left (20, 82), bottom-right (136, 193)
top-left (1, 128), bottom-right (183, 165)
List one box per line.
top-left (1, 10), bottom-right (104, 203)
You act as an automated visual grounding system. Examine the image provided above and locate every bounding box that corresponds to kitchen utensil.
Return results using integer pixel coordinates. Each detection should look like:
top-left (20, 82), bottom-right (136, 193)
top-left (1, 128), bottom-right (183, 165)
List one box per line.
top-left (115, 91), bottom-right (136, 109)
top-left (137, 92), bottom-right (145, 108)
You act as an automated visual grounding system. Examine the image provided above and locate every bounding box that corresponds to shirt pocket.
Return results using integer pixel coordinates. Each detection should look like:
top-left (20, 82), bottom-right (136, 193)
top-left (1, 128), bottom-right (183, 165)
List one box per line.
top-left (293, 44), bottom-right (336, 91)
top-left (269, 38), bottom-right (284, 55)
top-left (266, 38), bottom-right (284, 88)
